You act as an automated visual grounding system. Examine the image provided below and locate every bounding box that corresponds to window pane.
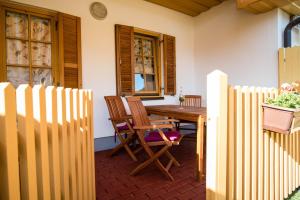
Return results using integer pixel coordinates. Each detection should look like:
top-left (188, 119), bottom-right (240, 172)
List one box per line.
top-left (31, 42), bottom-right (51, 67)
top-left (32, 68), bottom-right (52, 86)
top-left (144, 57), bottom-right (154, 74)
top-left (143, 39), bottom-right (152, 56)
top-left (31, 17), bottom-right (51, 42)
top-left (135, 74), bottom-right (145, 92)
top-left (135, 56), bottom-right (143, 73)
top-left (6, 12), bottom-right (28, 39)
top-left (7, 66), bottom-right (29, 88)
top-left (145, 75), bottom-right (156, 91)
top-left (6, 39), bottom-right (29, 65)
top-left (134, 38), bottom-right (142, 56)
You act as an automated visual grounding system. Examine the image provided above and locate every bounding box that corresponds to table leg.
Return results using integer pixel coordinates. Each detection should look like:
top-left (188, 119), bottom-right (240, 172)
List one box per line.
top-left (196, 116), bottom-right (204, 181)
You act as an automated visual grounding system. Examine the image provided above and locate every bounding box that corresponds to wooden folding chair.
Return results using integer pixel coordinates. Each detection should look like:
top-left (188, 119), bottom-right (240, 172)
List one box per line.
top-left (104, 96), bottom-right (140, 161)
top-left (127, 97), bottom-right (184, 181)
top-left (177, 95), bottom-right (202, 131)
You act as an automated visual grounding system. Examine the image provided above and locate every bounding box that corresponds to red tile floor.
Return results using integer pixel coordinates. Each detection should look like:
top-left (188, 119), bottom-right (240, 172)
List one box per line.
top-left (95, 137), bottom-right (206, 200)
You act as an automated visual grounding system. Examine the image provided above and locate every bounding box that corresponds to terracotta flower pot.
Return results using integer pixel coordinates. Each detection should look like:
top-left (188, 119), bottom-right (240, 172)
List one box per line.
top-left (262, 104), bottom-right (300, 134)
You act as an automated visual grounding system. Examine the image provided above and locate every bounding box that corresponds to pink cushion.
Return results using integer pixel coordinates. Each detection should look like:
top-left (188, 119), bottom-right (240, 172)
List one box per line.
top-left (145, 130), bottom-right (181, 142)
top-left (117, 123), bottom-right (132, 131)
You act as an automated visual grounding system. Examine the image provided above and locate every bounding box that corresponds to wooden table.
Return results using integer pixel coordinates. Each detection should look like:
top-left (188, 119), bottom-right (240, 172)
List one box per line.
top-left (145, 105), bottom-right (206, 180)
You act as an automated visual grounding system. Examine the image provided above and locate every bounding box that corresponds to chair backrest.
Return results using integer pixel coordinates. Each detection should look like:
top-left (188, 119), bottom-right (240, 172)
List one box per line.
top-left (182, 95), bottom-right (202, 107)
top-left (126, 97), bottom-right (151, 127)
top-left (104, 96), bottom-right (128, 121)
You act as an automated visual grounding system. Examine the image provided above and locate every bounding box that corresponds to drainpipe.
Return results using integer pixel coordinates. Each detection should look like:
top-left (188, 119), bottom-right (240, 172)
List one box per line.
top-left (284, 16), bottom-right (300, 47)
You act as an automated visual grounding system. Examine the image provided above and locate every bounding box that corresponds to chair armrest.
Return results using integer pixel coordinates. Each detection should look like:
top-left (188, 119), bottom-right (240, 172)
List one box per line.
top-left (133, 124), bottom-right (173, 130)
top-left (150, 119), bottom-right (179, 124)
top-left (109, 115), bottom-right (132, 122)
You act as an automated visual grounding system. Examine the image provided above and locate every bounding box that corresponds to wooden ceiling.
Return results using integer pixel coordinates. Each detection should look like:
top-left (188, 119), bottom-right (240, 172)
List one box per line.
top-left (145, 0), bottom-right (300, 16)
top-left (237, 0), bottom-right (300, 15)
top-left (144, 0), bottom-right (226, 17)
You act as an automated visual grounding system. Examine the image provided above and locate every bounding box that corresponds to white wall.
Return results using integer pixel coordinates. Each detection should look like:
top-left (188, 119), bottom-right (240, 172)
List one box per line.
top-left (194, 0), bottom-right (280, 105)
top-left (13, 0), bottom-right (295, 138)
top-left (15, 0), bottom-right (196, 138)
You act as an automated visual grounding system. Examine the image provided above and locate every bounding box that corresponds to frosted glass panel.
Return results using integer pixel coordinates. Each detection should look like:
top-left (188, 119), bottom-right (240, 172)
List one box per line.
top-left (134, 38), bottom-right (142, 56)
top-left (7, 66), bottom-right (29, 88)
top-left (145, 75), bottom-right (156, 91)
top-left (135, 56), bottom-right (143, 73)
top-left (143, 40), bottom-right (152, 56)
top-left (31, 42), bottom-right (51, 67)
top-left (6, 12), bottom-right (28, 39)
top-left (32, 68), bottom-right (52, 86)
top-left (6, 39), bottom-right (29, 65)
top-left (31, 17), bottom-right (51, 42)
top-left (144, 57), bottom-right (154, 74)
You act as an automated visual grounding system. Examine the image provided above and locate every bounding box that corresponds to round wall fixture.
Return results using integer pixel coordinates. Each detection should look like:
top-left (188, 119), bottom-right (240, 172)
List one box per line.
top-left (90, 2), bottom-right (107, 20)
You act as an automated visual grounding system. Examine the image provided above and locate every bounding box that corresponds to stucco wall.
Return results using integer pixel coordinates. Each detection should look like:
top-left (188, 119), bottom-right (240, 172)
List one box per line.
top-left (14, 0), bottom-right (196, 138)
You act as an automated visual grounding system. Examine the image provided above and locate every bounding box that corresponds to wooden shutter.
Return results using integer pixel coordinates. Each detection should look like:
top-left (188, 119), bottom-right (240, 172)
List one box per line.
top-left (163, 34), bottom-right (176, 95)
top-left (58, 13), bottom-right (82, 88)
top-left (115, 24), bottom-right (134, 96)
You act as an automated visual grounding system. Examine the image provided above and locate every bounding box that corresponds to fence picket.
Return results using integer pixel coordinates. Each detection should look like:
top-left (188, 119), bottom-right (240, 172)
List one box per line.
top-left (235, 86), bottom-right (243, 200)
top-left (0, 83), bottom-right (20, 200)
top-left (33, 85), bottom-right (51, 200)
top-left (80, 90), bottom-right (88, 200)
top-left (0, 84), bottom-right (95, 200)
top-left (45, 86), bottom-right (61, 200)
top-left (275, 132), bottom-right (280, 200)
top-left (88, 90), bottom-right (96, 200)
top-left (257, 88), bottom-right (264, 200)
top-left (57, 87), bottom-right (70, 200)
top-left (251, 87), bottom-right (258, 200)
top-left (280, 133), bottom-right (284, 200)
top-left (227, 86), bottom-right (235, 200)
top-left (65, 89), bottom-right (77, 200)
top-left (73, 89), bottom-right (83, 200)
top-left (16, 85), bottom-right (38, 200)
top-left (242, 87), bottom-right (251, 200)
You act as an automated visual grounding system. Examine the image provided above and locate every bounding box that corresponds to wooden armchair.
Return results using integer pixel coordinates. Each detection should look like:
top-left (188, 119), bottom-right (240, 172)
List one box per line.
top-left (104, 96), bottom-right (139, 161)
top-left (177, 95), bottom-right (202, 130)
top-left (127, 97), bottom-right (183, 181)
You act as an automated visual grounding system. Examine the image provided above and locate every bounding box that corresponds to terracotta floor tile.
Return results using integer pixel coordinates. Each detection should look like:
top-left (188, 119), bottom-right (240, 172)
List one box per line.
top-left (95, 139), bottom-right (205, 200)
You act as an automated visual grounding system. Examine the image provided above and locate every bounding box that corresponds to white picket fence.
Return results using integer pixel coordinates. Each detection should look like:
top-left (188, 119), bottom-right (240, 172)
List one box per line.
top-left (206, 70), bottom-right (300, 200)
top-left (0, 83), bottom-right (95, 200)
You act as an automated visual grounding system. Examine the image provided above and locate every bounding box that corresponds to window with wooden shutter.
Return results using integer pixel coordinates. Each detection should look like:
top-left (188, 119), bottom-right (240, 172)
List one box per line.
top-left (115, 24), bottom-right (134, 96)
top-left (115, 25), bottom-right (165, 98)
top-left (0, 1), bottom-right (57, 88)
top-left (58, 13), bottom-right (82, 88)
top-left (163, 34), bottom-right (176, 95)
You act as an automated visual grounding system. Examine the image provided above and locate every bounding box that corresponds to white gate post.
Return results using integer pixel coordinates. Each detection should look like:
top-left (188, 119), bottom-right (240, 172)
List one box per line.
top-left (206, 70), bottom-right (228, 200)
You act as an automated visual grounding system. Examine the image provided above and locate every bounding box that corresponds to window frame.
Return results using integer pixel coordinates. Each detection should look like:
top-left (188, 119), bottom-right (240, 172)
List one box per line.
top-left (132, 28), bottom-right (162, 98)
top-left (0, 1), bottom-right (58, 86)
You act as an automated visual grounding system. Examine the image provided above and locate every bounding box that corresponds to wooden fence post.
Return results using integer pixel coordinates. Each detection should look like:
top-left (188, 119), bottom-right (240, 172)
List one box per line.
top-left (46, 86), bottom-right (61, 200)
top-left (16, 85), bottom-right (38, 200)
top-left (57, 87), bottom-right (70, 200)
top-left (0, 83), bottom-right (20, 200)
top-left (206, 70), bottom-right (228, 200)
top-left (33, 85), bottom-right (51, 200)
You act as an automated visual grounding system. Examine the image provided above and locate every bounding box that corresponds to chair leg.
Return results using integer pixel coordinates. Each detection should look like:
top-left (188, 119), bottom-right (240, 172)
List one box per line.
top-left (165, 150), bottom-right (180, 167)
top-left (130, 145), bottom-right (169, 176)
top-left (154, 159), bottom-right (174, 181)
top-left (109, 133), bottom-right (138, 161)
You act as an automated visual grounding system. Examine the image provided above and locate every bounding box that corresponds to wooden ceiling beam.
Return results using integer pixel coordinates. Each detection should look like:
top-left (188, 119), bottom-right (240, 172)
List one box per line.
top-left (145, 0), bottom-right (222, 16)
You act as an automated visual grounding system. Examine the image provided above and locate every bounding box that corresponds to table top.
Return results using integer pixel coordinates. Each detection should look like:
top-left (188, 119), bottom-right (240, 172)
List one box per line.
top-left (145, 105), bottom-right (206, 122)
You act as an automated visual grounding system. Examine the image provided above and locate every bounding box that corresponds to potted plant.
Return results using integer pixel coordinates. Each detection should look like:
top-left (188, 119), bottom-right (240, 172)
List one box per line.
top-left (263, 82), bottom-right (300, 134)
